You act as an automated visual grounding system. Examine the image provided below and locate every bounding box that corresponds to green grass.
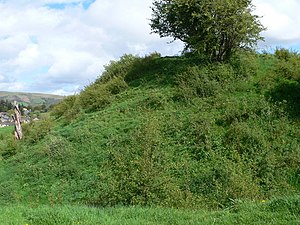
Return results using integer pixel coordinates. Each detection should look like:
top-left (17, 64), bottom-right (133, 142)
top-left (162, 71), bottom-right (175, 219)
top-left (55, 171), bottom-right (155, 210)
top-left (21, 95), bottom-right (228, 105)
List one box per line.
top-left (0, 196), bottom-right (299, 225)
top-left (0, 51), bottom-right (299, 223)
top-left (0, 126), bottom-right (13, 135)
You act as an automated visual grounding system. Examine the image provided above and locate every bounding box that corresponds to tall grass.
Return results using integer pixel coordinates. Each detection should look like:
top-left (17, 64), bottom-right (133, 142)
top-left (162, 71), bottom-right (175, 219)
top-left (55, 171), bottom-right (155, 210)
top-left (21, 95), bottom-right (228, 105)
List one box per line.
top-left (0, 196), bottom-right (299, 225)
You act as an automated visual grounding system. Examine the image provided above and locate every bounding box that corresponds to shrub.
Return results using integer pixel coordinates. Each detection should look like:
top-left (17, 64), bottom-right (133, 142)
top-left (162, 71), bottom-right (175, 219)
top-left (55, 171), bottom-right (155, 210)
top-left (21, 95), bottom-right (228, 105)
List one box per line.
top-left (0, 135), bottom-right (19, 159)
top-left (51, 95), bottom-right (80, 121)
top-left (23, 119), bottom-right (54, 144)
top-left (124, 52), bottom-right (161, 83)
top-left (78, 84), bottom-right (111, 113)
top-left (175, 62), bottom-right (243, 102)
top-left (188, 153), bottom-right (260, 208)
top-left (140, 91), bottom-right (167, 110)
top-left (224, 121), bottom-right (267, 158)
top-left (274, 48), bottom-right (300, 81)
top-left (106, 76), bottom-right (128, 95)
top-left (78, 76), bottom-right (128, 113)
top-left (96, 54), bottom-right (139, 83)
top-left (175, 66), bottom-right (219, 101)
top-left (93, 118), bottom-right (194, 208)
top-left (229, 51), bottom-right (259, 78)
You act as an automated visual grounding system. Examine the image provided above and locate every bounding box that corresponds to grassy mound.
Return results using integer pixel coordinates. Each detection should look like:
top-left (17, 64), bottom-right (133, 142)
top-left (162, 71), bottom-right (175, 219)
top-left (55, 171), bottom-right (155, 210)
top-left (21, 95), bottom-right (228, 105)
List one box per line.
top-left (0, 51), bottom-right (299, 212)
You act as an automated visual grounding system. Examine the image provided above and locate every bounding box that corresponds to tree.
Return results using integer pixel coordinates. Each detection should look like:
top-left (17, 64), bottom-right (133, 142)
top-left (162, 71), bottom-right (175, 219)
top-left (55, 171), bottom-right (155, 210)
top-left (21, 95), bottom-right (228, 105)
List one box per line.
top-left (150, 0), bottom-right (265, 62)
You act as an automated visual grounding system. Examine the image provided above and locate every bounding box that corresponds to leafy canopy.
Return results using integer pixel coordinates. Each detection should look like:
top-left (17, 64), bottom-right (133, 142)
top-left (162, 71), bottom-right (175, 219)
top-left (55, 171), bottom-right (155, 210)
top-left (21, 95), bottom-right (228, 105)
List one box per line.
top-left (150, 0), bottom-right (265, 62)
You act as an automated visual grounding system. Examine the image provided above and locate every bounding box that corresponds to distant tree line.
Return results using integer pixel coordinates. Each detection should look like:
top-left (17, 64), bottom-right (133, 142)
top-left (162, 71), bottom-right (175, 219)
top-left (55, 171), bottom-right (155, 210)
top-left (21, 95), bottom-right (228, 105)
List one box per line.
top-left (0, 99), bottom-right (14, 112)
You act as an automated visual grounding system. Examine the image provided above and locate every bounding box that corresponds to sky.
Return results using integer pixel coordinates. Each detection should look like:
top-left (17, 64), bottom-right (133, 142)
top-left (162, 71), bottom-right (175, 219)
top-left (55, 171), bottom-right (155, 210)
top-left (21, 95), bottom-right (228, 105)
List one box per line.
top-left (0, 0), bottom-right (299, 95)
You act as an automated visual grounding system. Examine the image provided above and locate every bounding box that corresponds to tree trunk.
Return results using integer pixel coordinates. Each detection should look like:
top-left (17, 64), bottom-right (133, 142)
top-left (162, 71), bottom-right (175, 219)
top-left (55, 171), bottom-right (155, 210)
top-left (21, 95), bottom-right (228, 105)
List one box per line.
top-left (13, 102), bottom-right (23, 140)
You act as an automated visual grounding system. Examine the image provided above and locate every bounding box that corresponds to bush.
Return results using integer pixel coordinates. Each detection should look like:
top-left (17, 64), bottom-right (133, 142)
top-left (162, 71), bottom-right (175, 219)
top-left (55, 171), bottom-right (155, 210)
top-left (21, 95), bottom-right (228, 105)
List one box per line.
top-left (230, 51), bottom-right (259, 78)
top-left (0, 135), bottom-right (19, 159)
top-left (124, 52), bottom-right (162, 83)
top-left (92, 118), bottom-right (196, 208)
top-left (106, 76), bottom-right (128, 95)
top-left (78, 76), bottom-right (128, 113)
top-left (51, 95), bottom-right (80, 121)
top-left (175, 63), bottom-right (242, 102)
top-left (140, 91), bottom-right (167, 110)
top-left (264, 49), bottom-right (300, 119)
top-left (23, 119), bottom-right (54, 144)
top-left (175, 66), bottom-right (219, 101)
top-left (188, 154), bottom-right (260, 208)
top-left (78, 84), bottom-right (111, 113)
top-left (97, 54), bottom-right (139, 83)
top-left (274, 48), bottom-right (300, 81)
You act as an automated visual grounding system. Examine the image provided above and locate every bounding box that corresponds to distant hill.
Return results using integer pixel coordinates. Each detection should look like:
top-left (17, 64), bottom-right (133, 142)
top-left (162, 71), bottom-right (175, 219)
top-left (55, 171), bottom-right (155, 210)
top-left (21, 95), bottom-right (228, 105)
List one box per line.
top-left (0, 91), bottom-right (64, 107)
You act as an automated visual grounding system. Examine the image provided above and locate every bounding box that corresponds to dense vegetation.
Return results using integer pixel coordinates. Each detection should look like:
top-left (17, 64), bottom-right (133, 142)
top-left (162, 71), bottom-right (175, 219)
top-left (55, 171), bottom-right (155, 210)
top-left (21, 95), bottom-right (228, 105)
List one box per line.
top-left (0, 48), bottom-right (299, 224)
top-left (0, 0), bottom-right (298, 222)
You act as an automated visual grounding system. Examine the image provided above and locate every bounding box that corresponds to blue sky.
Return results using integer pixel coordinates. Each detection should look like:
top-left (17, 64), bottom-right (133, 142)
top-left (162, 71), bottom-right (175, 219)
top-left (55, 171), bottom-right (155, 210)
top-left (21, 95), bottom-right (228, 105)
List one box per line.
top-left (0, 0), bottom-right (299, 95)
top-left (46, 0), bottom-right (95, 10)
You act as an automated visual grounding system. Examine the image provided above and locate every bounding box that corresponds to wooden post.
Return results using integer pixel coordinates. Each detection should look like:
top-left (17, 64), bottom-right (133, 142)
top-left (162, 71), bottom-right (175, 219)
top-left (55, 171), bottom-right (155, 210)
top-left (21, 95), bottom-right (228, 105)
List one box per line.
top-left (13, 101), bottom-right (23, 140)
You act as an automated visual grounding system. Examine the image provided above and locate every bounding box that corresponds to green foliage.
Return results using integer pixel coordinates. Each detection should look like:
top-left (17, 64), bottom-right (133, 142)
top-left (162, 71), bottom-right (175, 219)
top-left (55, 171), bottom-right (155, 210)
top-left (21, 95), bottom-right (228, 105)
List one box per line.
top-left (0, 135), bottom-right (19, 159)
top-left (175, 66), bottom-right (220, 100)
top-left (150, 0), bottom-right (265, 62)
top-left (78, 83), bottom-right (112, 112)
top-left (264, 48), bottom-right (300, 120)
top-left (187, 152), bottom-right (260, 208)
top-left (51, 56), bottom-right (133, 117)
top-left (78, 76), bottom-right (128, 113)
top-left (97, 54), bottom-right (140, 83)
top-left (93, 118), bottom-right (197, 208)
top-left (51, 53), bottom-right (198, 119)
top-left (229, 50), bottom-right (259, 78)
top-left (268, 196), bottom-right (300, 216)
top-left (22, 118), bottom-right (54, 144)
top-left (0, 52), bottom-right (299, 213)
top-left (175, 55), bottom-right (258, 102)
top-left (274, 48), bottom-right (300, 81)
top-left (51, 95), bottom-right (79, 120)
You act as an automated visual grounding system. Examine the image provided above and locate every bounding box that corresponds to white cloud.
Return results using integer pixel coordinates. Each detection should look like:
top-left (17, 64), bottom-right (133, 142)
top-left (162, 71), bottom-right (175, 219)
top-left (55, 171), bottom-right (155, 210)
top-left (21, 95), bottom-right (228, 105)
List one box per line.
top-left (0, 81), bottom-right (27, 92)
top-left (253, 0), bottom-right (300, 48)
top-left (0, 0), bottom-right (299, 95)
top-left (0, 75), bottom-right (6, 82)
top-left (14, 44), bottom-right (40, 68)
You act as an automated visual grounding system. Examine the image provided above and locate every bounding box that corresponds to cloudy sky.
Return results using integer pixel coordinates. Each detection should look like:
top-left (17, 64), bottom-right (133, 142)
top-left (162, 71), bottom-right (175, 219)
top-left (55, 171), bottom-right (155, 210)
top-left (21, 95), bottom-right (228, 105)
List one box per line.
top-left (0, 0), bottom-right (299, 95)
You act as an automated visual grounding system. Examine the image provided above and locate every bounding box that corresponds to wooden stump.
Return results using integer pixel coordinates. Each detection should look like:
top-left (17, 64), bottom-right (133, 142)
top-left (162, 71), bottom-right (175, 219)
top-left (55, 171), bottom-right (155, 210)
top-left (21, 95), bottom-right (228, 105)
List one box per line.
top-left (13, 102), bottom-right (23, 140)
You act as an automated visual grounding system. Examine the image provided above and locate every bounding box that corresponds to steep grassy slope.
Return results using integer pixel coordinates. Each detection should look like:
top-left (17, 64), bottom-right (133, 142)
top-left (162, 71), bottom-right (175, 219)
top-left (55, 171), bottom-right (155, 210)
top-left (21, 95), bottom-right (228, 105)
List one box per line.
top-left (0, 52), bottom-right (299, 214)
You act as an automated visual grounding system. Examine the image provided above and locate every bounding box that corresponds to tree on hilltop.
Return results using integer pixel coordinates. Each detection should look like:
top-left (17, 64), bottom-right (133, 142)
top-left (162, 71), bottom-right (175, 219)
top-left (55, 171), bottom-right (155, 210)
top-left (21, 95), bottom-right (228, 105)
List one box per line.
top-left (150, 0), bottom-right (265, 62)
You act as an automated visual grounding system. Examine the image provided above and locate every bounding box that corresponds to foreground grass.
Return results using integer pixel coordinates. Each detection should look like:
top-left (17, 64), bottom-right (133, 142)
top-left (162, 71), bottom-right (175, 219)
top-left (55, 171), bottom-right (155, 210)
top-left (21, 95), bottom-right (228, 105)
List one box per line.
top-left (0, 126), bottom-right (13, 135)
top-left (0, 197), bottom-right (299, 225)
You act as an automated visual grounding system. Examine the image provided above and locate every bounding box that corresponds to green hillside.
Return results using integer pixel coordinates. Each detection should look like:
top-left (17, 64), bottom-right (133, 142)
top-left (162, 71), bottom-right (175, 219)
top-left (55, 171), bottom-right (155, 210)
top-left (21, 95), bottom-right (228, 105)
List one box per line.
top-left (0, 91), bottom-right (64, 107)
top-left (0, 50), bottom-right (299, 223)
